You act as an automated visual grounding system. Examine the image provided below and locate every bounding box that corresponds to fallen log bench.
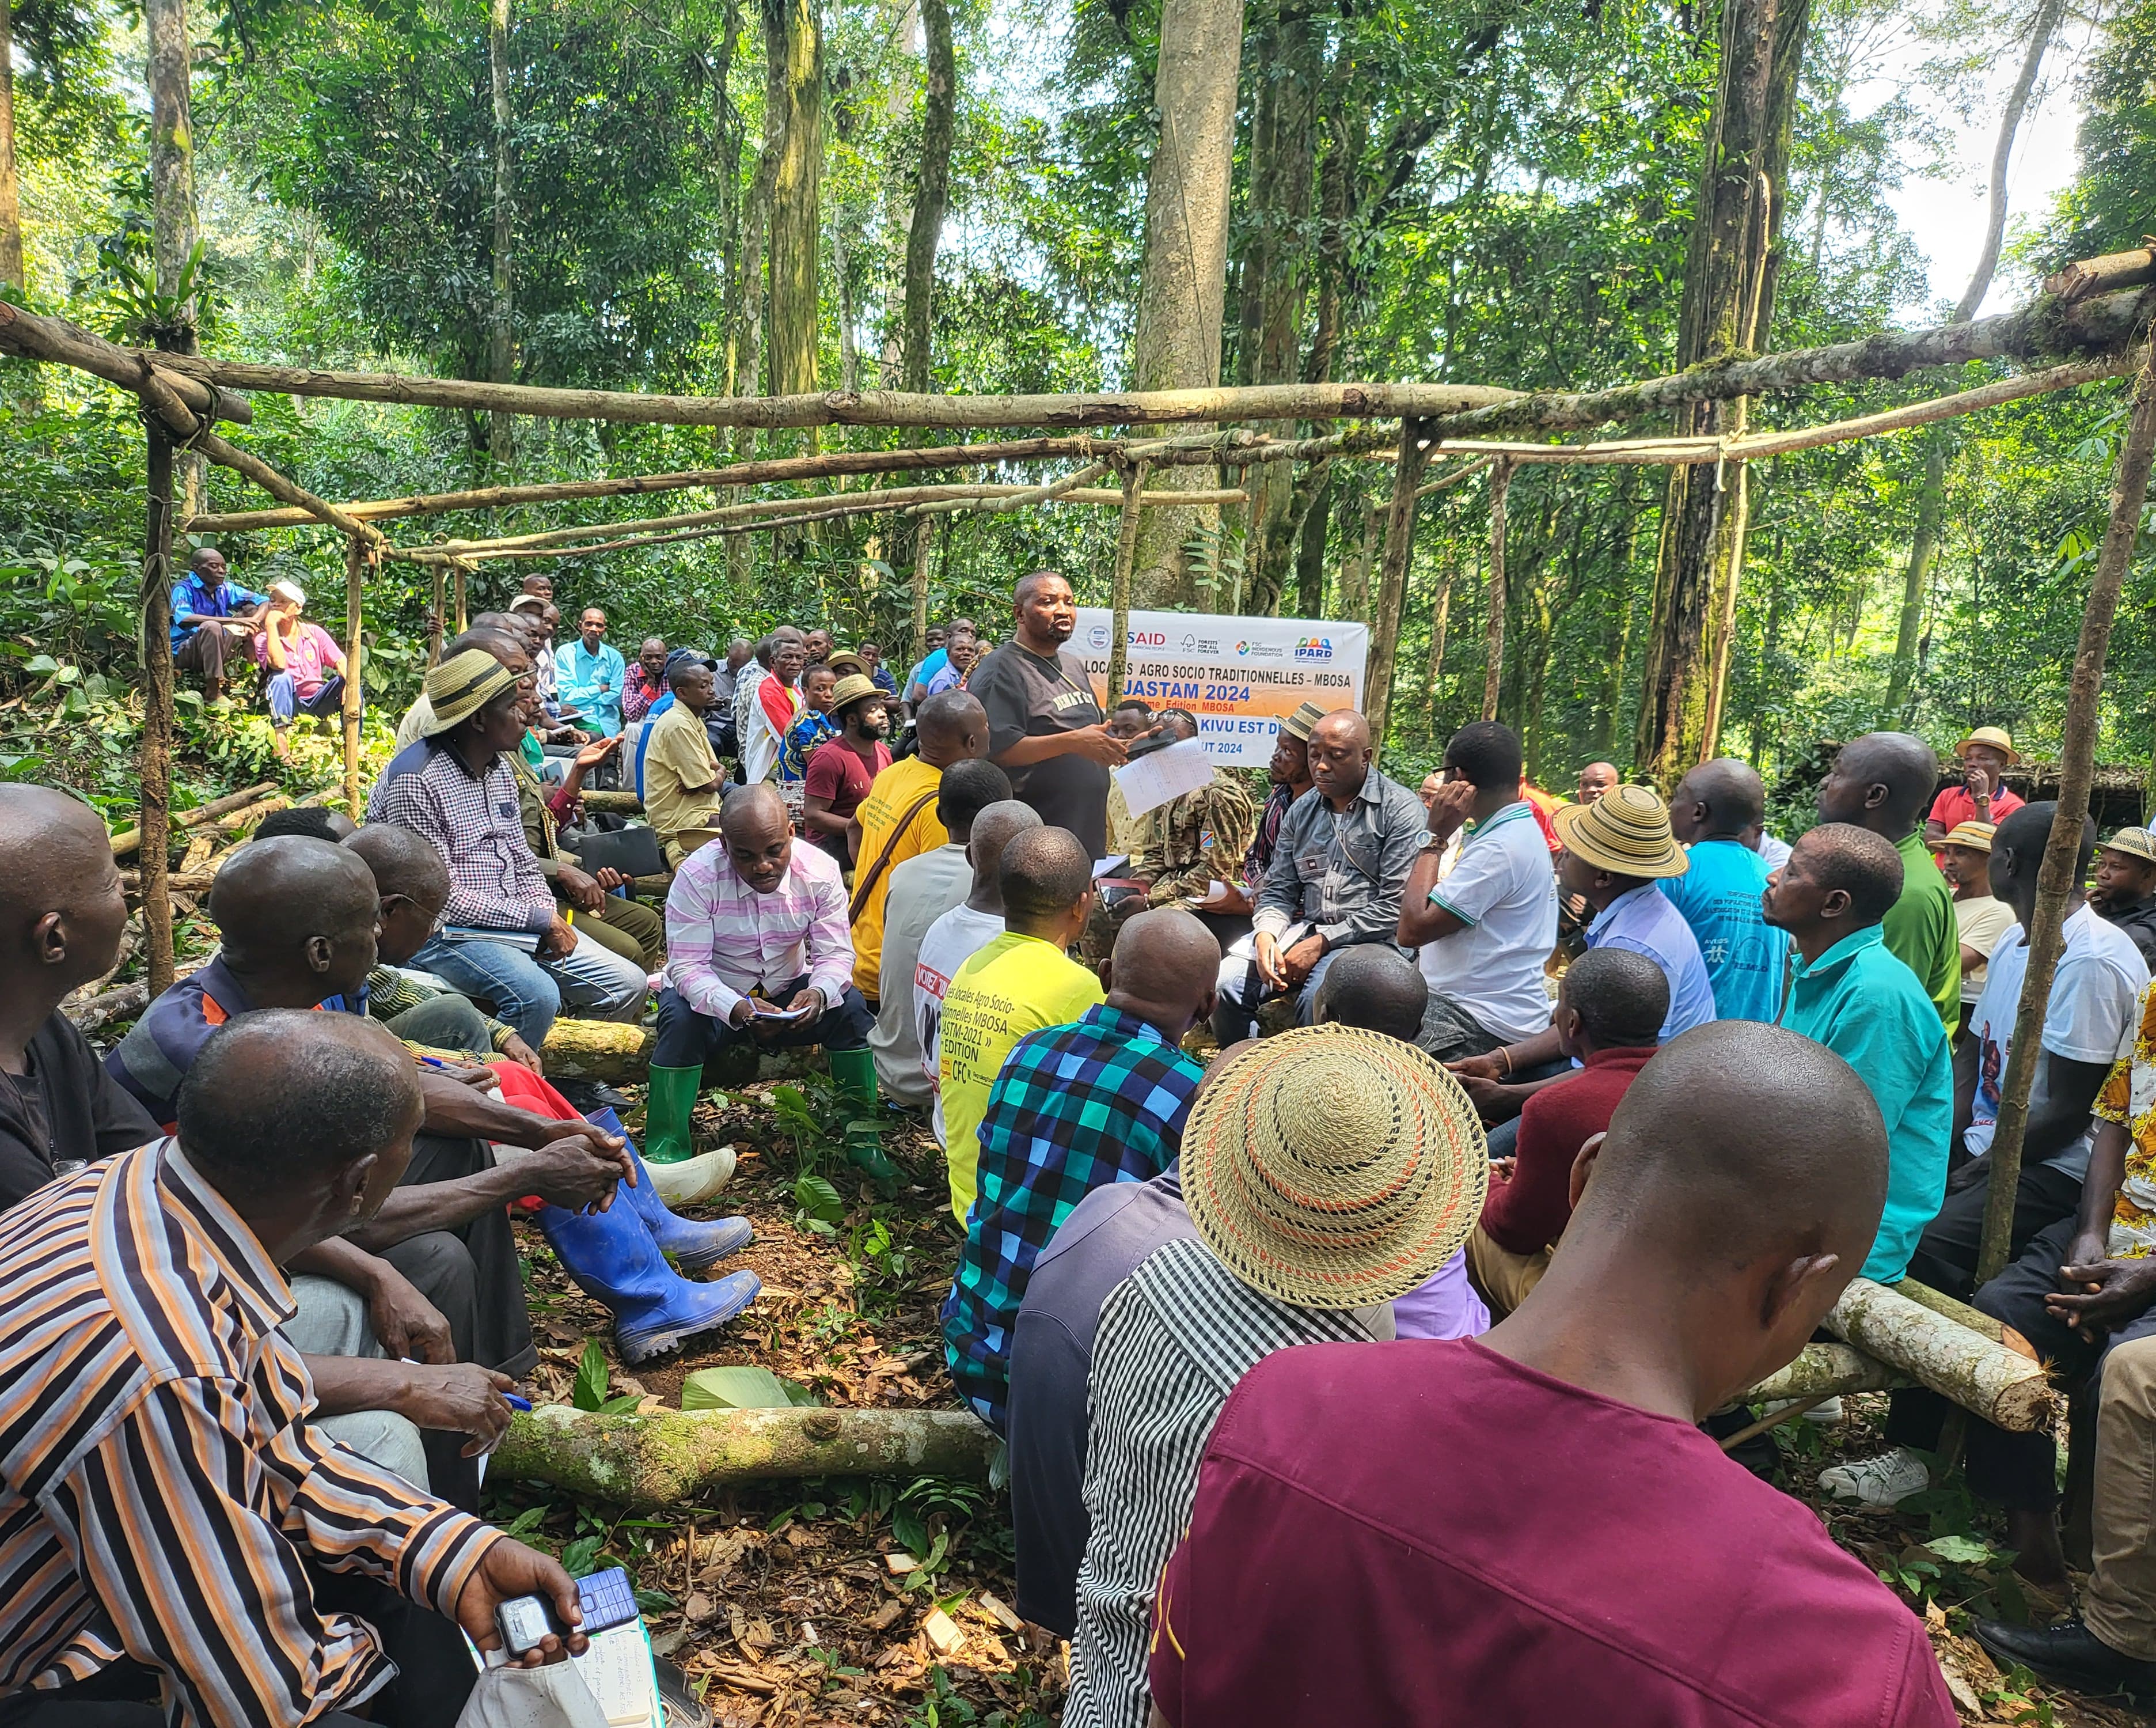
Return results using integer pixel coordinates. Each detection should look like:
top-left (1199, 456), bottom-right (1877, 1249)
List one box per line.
top-left (492, 1404), bottom-right (999, 1506)
top-left (540, 1019), bottom-right (818, 1089)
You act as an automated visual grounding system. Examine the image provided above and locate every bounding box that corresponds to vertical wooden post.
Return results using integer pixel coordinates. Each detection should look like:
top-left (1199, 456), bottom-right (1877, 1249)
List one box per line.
top-left (1362, 420), bottom-right (1431, 757)
top-left (1105, 460), bottom-right (1150, 707)
top-left (1482, 458), bottom-right (1514, 723)
top-left (453, 561), bottom-right (469, 634)
top-left (428, 563), bottom-right (447, 667)
top-left (1976, 350), bottom-right (2156, 1285)
top-left (910, 521), bottom-right (933, 672)
top-left (343, 535), bottom-right (368, 820)
top-left (1424, 547), bottom-right (1455, 725)
top-left (139, 425), bottom-right (178, 996)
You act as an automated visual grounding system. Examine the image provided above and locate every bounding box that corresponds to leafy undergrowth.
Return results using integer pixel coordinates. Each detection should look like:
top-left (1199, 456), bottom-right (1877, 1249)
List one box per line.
top-left (1761, 1398), bottom-right (2149, 1727)
top-left (489, 1079), bottom-right (1063, 1727)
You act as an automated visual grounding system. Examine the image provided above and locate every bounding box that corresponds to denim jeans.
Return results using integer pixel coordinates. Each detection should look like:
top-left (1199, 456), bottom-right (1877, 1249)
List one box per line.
top-left (411, 927), bottom-right (647, 1045)
top-left (267, 670), bottom-right (345, 724)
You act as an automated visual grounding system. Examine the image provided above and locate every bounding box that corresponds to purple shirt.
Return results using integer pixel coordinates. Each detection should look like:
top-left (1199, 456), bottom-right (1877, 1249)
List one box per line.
top-left (1385, 1249), bottom-right (1490, 1341)
top-left (663, 836), bottom-right (856, 1021)
top-left (1151, 1339), bottom-right (1957, 1728)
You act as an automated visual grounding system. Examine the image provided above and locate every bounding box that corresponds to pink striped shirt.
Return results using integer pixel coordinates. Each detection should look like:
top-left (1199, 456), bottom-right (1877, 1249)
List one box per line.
top-left (664, 836), bottom-right (857, 1020)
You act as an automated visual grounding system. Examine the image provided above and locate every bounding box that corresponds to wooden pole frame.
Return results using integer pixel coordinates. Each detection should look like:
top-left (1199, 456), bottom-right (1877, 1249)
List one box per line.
top-left (1363, 420), bottom-right (1432, 755)
top-left (343, 535), bottom-right (369, 818)
top-left (1482, 459), bottom-right (1515, 723)
top-left (1105, 460), bottom-right (1151, 707)
top-left (1975, 348), bottom-right (2156, 1285)
top-left (139, 424), bottom-right (179, 997)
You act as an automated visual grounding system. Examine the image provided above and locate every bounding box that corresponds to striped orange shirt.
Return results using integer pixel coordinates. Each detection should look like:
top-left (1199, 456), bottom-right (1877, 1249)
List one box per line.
top-left (0, 1139), bottom-right (502, 1725)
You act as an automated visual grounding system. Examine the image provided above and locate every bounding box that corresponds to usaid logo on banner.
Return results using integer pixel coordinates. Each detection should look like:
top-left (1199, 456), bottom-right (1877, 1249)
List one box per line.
top-left (1294, 636), bottom-right (1334, 661)
top-left (1086, 624), bottom-right (1110, 650)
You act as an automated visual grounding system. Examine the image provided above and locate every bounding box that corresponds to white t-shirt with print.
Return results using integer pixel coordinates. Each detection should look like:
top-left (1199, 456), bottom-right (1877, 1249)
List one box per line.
top-left (913, 903), bottom-right (1006, 1147)
top-left (1967, 903), bottom-right (2149, 1177)
top-left (1415, 801), bottom-right (1559, 1043)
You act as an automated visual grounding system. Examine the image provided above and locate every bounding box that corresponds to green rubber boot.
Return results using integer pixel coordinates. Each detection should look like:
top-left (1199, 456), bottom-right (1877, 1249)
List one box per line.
top-left (643, 1063), bottom-right (705, 1165)
top-left (826, 1047), bottom-right (899, 1187)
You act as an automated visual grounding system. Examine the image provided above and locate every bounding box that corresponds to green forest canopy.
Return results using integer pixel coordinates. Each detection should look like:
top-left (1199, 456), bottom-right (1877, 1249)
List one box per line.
top-left (1, 0), bottom-right (2152, 822)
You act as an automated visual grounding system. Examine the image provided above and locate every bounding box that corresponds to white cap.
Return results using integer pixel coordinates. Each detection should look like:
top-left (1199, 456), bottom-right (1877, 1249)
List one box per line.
top-left (269, 579), bottom-right (306, 606)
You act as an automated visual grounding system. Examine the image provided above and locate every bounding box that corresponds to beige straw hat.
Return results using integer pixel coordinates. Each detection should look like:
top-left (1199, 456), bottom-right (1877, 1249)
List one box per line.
top-left (1954, 725), bottom-right (2020, 764)
top-left (1280, 700), bottom-right (1330, 743)
top-left (422, 649), bottom-right (518, 736)
top-left (1941, 820), bottom-right (1996, 853)
top-left (825, 649), bottom-right (868, 678)
top-left (1551, 783), bottom-right (1688, 878)
top-left (1181, 1025), bottom-right (1489, 1310)
top-left (2101, 827), bottom-right (2156, 865)
top-left (828, 673), bottom-right (883, 715)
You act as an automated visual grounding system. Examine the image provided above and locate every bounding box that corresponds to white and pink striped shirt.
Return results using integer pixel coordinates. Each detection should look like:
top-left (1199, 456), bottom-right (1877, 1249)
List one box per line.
top-left (664, 836), bottom-right (857, 1021)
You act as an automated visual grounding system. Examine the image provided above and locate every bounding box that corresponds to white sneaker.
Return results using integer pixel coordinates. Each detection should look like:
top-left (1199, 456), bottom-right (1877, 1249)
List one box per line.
top-left (1802, 1396), bottom-right (1844, 1424)
top-left (1818, 1446), bottom-right (1930, 1507)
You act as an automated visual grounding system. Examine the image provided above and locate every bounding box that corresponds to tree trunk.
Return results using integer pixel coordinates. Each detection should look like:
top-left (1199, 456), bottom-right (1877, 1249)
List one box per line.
top-left (765, 0), bottom-right (823, 401)
top-left (1885, 0), bottom-right (2064, 715)
top-left (1746, 1342), bottom-right (1903, 1402)
top-left (487, 0), bottom-right (516, 464)
top-left (899, 0), bottom-right (953, 394)
top-left (1633, 0), bottom-right (1809, 785)
top-left (1125, 0), bottom-right (1247, 608)
top-left (1825, 1278), bottom-right (2058, 1433)
top-left (495, 1404), bottom-right (999, 1507)
top-left (145, 0), bottom-right (203, 516)
top-left (1293, 470), bottom-right (1333, 617)
top-left (141, 427), bottom-right (178, 996)
top-left (726, 17), bottom-right (787, 594)
top-left (0, 0), bottom-right (22, 292)
top-left (1424, 546), bottom-right (1455, 724)
top-left (1362, 422), bottom-right (1430, 753)
top-left (342, 537), bottom-right (367, 818)
top-left (1481, 460), bottom-right (1513, 722)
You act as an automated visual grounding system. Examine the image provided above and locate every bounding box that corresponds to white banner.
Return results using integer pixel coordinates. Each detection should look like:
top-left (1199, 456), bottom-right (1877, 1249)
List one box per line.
top-left (1071, 609), bottom-right (1369, 768)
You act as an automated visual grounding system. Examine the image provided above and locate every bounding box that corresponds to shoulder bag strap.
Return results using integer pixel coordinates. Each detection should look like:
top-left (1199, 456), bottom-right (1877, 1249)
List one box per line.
top-left (849, 787), bottom-right (943, 923)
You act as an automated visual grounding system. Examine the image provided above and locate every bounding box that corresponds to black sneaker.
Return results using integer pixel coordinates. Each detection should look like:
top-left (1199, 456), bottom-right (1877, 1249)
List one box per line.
top-left (1971, 1615), bottom-right (2156, 1702)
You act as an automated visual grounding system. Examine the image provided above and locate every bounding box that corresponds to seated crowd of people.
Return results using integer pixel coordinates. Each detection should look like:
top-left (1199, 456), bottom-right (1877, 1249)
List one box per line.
top-left (4, 550), bottom-right (2153, 1722)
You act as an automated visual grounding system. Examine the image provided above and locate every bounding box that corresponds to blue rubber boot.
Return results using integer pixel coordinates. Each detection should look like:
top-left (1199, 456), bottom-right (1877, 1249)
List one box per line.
top-left (586, 1106), bottom-right (754, 1275)
top-left (538, 1197), bottom-right (760, 1364)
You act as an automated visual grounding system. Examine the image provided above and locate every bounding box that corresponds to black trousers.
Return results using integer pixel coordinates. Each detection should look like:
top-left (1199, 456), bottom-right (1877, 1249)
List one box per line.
top-left (0, 1570), bottom-right (473, 1728)
top-left (652, 977), bottom-right (875, 1067)
top-left (1884, 1158), bottom-right (2106, 1510)
top-left (376, 1133), bottom-right (536, 1511)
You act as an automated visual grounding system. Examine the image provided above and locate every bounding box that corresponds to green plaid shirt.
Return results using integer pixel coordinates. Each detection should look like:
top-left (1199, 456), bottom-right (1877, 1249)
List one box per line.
top-left (940, 1003), bottom-right (1206, 1431)
top-left (365, 966), bottom-right (518, 1053)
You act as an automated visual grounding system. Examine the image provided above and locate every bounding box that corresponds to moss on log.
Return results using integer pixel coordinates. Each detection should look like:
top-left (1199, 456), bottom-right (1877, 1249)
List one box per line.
top-left (1827, 1276), bottom-right (2059, 1433)
top-left (1745, 1343), bottom-right (1904, 1403)
top-left (493, 1404), bottom-right (999, 1506)
top-left (537, 1018), bottom-right (821, 1089)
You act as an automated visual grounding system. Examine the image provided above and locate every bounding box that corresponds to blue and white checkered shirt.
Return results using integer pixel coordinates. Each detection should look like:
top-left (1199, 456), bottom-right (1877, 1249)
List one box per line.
top-left (367, 739), bottom-right (555, 933)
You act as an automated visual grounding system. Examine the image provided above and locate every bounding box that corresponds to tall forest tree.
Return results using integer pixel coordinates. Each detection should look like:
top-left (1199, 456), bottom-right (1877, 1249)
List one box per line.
top-left (145, 0), bottom-right (203, 509)
top-left (1634, 0), bottom-right (1809, 785)
top-left (487, 0), bottom-right (516, 461)
top-left (899, 0), bottom-right (952, 393)
top-left (1, 0), bottom-right (22, 290)
top-left (765, 0), bottom-right (824, 399)
top-left (1126, 0), bottom-right (1246, 608)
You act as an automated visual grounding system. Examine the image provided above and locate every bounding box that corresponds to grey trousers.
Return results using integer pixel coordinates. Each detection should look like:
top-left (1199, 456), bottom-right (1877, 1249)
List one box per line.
top-left (285, 1274), bottom-right (431, 1491)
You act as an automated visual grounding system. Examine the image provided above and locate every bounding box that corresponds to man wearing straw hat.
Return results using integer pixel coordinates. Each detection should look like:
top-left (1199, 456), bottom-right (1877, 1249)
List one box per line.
top-left (368, 650), bottom-right (652, 1047)
top-left (2094, 825), bottom-right (2156, 970)
top-left (1939, 819), bottom-right (2015, 1030)
top-left (1146, 1022), bottom-right (1956, 1728)
top-left (1063, 1024), bottom-right (1487, 1728)
top-left (1923, 725), bottom-right (2026, 847)
top-left (803, 673), bottom-right (893, 863)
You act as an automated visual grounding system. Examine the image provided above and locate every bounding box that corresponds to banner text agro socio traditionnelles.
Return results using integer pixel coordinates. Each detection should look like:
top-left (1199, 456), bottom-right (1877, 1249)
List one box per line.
top-left (1073, 609), bottom-right (1370, 769)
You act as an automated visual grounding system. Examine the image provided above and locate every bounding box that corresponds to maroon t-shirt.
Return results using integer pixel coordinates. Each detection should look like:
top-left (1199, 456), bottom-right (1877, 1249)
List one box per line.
top-left (1480, 1047), bottom-right (1654, 1256)
top-left (1150, 1340), bottom-right (1955, 1728)
top-left (804, 737), bottom-right (891, 858)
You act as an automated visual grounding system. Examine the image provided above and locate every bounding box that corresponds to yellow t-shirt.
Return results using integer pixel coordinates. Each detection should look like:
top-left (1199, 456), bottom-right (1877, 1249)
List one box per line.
top-left (851, 755), bottom-right (950, 996)
top-left (643, 702), bottom-right (722, 857)
top-left (936, 931), bottom-right (1105, 1222)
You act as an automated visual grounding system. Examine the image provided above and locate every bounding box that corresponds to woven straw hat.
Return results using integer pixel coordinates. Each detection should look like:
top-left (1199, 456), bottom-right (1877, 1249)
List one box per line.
top-left (825, 649), bottom-right (868, 678)
top-left (1941, 820), bottom-right (1996, 853)
top-left (1955, 725), bottom-right (2020, 764)
top-left (828, 673), bottom-right (883, 716)
top-left (1280, 700), bottom-right (1329, 743)
top-left (2101, 827), bottom-right (2156, 865)
top-left (1181, 1025), bottom-right (1489, 1310)
top-left (1552, 783), bottom-right (1688, 878)
top-left (423, 649), bottom-right (518, 736)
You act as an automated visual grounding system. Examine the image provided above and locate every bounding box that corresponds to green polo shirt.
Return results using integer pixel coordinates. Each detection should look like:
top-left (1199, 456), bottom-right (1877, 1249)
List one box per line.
top-left (1881, 829), bottom-right (1960, 1032)
top-left (1779, 922), bottom-right (1953, 1282)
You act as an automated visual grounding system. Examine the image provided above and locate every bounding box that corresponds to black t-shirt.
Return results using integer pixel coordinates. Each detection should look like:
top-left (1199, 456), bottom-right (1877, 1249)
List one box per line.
top-left (0, 1013), bottom-right (161, 1213)
top-left (969, 640), bottom-right (1110, 858)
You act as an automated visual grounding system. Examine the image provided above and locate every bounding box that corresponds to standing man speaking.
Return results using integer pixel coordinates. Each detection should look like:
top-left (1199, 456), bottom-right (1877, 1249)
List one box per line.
top-left (969, 570), bottom-right (1132, 859)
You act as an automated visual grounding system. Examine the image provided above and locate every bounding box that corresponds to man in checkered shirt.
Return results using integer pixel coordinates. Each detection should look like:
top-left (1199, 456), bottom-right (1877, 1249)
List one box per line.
top-left (367, 649), bottom-right (648, 1046)
top-left (940, 908), bottom-right (1220, 1432)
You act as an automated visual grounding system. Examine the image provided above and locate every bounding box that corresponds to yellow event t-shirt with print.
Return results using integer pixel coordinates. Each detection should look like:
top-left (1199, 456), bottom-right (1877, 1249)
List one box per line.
top-left (936, 931), bottom-right (1104, 1222)
top-left (851, 755), bottom-right (950, 998)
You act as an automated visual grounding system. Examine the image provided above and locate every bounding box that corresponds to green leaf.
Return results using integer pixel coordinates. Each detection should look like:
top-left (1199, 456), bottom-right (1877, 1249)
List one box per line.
top-left (571, 1337), bottom-right (610, 1412)
top-left (560, 1533), bottom-right (605, 1577)
top-left (1923, 1534), bottom-right (1996, 1566)
top-left (681, 1365), bottom-right (796, 1411)
top-left (22, 654), bottom-right (58, 675)
top-left (794, 1172), bottom-right (845, 1224)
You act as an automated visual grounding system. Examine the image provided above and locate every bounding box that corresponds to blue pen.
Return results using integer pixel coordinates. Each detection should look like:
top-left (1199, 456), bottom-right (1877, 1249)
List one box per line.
top-left (505, 1393), bottom-right (533, 1412)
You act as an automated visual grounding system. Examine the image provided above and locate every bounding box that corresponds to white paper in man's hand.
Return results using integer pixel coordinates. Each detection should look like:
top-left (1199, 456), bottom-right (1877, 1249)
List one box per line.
top-left (1114, 737), bottom-right (1214, 818)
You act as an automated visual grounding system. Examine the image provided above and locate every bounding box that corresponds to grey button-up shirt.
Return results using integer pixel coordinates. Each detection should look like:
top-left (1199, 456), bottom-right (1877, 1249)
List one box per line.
top-left (1251, 767), bottom-right (1427, 949)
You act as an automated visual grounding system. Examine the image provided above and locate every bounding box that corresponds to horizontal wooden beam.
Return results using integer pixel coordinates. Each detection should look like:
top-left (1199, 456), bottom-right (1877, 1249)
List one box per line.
top-left (0, 301), bottom-right (251, 426)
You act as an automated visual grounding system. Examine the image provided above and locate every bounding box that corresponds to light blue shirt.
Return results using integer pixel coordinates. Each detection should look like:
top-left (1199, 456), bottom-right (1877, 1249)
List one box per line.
top-left (1586, 882), bottom-right (1717, 1044)
top-left (1779, 922), bottom-right (1953, 1283)
top-left (559, 639), bottom-right (626, 735)
top-left (1658, 838), bottom-right (1790, 1024)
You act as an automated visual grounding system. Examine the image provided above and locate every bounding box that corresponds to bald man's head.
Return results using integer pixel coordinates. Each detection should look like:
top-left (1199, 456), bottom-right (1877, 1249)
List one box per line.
top-left (999, 827), bottom-right (1095, 935)
top-left (935, 758), bottom-right (1014, 844)
top-left (209, 836), bottom-right (379, 1002)
top-left (720, 783), bottom-right (793, 893)
top-left (0, 784), bottom-right (130, 1003)
top-left (1106, 908), bottom-right (1221, 1034)
top-left (1308, 710), bottom-right (1372, 805)
top-left (1313, 945), bottom-right (1430, 1044)
top-left (1816, 732), bottom-right (1938, 836)
top-left (1670, 757), bottom-right (1766, 844)
top-left (964, 799), bottom-right (1043, 910)
top-left (344, 826), bottom-right (450, 967)
top-left (917, 690), bottom-right (990, 768)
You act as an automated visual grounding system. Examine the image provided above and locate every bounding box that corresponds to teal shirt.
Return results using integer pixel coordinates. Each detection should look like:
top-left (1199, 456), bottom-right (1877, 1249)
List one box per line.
top-left (1778, 922), bottom-right (1953, 1282)
top-left (1658, 838), bottom-right (1790, 1023)
top-left (1881, 829), bottom-right (1961, 1033)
